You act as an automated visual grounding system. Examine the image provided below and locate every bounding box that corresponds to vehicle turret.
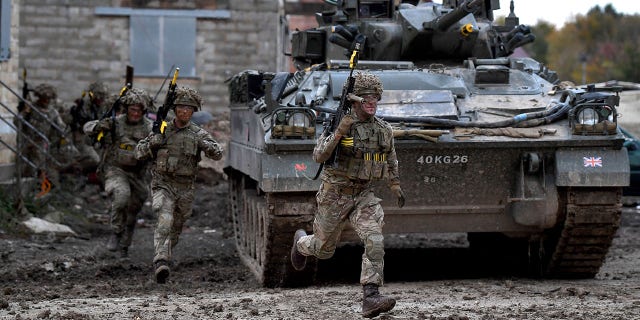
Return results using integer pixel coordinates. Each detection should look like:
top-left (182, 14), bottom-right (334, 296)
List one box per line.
top-left (292, 0), bottom-right (535, 66)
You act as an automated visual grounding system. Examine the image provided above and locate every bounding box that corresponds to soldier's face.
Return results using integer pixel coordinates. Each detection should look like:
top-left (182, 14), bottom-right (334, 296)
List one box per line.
top-left (355, 94), bottom-right (378, 119)
top-left (175, 104), bottom-right (194, 125)
top-left (37, 97), bottom-right (50, 107)
top-left (126, 104), bottom-right (144, 123)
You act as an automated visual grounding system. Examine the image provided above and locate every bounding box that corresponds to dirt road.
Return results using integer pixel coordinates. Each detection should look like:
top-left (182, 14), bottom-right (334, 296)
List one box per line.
top-left (1, 177), bottom-right (639, 320)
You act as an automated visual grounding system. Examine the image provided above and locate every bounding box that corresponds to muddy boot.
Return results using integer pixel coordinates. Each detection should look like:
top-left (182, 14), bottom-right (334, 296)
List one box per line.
top-left (155, 260), bottom-right (170, 284)
top-left (362, 284), bottom-right (396, 318)
top-left (290, 229), bottom-right (307, 271)
top-left (107, 233), bottom-right (122, 252)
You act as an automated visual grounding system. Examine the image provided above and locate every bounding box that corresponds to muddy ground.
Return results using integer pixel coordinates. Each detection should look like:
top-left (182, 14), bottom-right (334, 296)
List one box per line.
top-left (1, 170), bottom-right (639, 320)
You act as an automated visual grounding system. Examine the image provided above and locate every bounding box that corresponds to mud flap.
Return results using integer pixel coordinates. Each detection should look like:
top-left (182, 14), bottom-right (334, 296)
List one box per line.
top-left (508, 153), bottom-right (558, 228)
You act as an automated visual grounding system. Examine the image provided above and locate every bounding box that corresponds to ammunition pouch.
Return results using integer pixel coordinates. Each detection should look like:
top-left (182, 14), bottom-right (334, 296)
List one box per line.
top-left (115, 143), bottom-right (138, 167)
top-left (336, 148), bottom-right (389, 181)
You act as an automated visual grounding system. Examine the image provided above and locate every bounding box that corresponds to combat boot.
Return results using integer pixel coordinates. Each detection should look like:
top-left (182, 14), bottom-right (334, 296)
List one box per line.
top-left (362, 283), bottom-right (396, 318)
top-left (290, 229), bottom-right (307, 271)
top-left (107, 232), bottom-right (122, 252)
top-left (155, 260), bottom-right (170, 284)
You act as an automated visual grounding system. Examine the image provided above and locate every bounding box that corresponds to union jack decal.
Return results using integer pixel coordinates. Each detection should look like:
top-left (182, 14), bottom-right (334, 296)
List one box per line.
top-left (583, 156), bottom-right (603, 168)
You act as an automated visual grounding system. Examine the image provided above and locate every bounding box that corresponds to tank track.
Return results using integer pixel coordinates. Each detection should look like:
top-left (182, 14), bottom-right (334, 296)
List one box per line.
top-left (545, 187), bottom-right (622, 278)
top-left (229, 172), bottom-right (316, 287)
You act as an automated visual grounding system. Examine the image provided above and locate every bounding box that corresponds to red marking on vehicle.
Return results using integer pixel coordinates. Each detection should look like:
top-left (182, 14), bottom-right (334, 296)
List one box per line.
top-left (295, 163), bottom-right (307, 171)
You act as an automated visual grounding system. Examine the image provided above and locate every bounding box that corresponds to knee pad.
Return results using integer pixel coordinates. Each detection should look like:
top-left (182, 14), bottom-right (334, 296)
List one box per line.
top-left (364, 234), bottom-right (385, 261)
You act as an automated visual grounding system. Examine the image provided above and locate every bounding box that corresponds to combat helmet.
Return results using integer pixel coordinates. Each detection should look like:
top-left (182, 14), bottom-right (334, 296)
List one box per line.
top-left (353, 72), bottom-right (383, 101)
top-left (120, 87), bottom-right (149, 112)
top-left (33, 83), bottom-right (57, 100)
top-left (87, 81), bottom-right (109, 102)
top-left (173, 87), bottom-right (202, 111)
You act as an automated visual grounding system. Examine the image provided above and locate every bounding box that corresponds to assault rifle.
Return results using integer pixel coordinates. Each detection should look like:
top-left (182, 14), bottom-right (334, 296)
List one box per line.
top-left (153, 67), bottom-right (179, 134)
top-left (313, 35), bottom-right (365, 180)
top-left (70, 91), bottom-right (87, 132)
top-left (70, 90), bottom-right (99, 132)
top-left (96, 65), bottom-right (134, 144)
top-left (17, 68), bottom-right (30, 113)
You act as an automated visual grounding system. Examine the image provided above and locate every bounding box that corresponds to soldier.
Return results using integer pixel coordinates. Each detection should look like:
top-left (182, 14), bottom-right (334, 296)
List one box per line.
top-left (86, 88), bottom-right (153, 258)
top-left (65, 81), bottom-right (109, 174)
top-left (290, 72), bottom-right (406, 318)
top-left (14, 83), bottom-right (70, 187)
top-left (135, 87), bottom-right (224, 284)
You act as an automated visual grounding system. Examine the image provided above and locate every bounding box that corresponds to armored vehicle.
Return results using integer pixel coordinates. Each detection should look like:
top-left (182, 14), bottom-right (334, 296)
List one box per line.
top-left (225, 0), bottom-right (629, 287)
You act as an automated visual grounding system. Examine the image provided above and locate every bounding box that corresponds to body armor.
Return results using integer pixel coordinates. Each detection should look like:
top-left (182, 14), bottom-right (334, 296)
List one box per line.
top-left (104, 114), bottom-right (152, 170)
top-left (154, 123), bottom-right (203, 177)
top-left (332, 117), bottom-right (393, 181)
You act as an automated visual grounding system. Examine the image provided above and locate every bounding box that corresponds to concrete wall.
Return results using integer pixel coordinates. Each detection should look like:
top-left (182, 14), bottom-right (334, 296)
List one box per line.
top-left (0, 0), bottom-right (325, 173)
top-left (18, 0), bottom-right (279, 114)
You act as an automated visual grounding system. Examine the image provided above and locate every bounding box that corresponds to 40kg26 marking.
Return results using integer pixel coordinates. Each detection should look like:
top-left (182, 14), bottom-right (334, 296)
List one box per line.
top-left (416, 155), bottom-right (469, 164)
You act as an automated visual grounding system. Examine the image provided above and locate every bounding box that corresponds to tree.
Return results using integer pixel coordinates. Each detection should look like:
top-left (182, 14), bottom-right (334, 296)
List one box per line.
top-left (545, 4), bottom-right (640, 83)
top-left (526, 21), bottom-right (555, 65)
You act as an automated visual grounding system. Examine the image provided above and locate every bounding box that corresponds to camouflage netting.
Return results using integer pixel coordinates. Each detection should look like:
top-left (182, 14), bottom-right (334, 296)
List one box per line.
top-left (33, 83), bottom-right (57, 100)
top-left (87, 82), bottom-right (109, 101)
top-left (121, 87), bottom-right (149, 110)
top-left (174, 86), bottom-right (202, 110)
top-left (227, 70), bottom-right (264, 104)
top-left (353, 71), bottom-right (383, 100)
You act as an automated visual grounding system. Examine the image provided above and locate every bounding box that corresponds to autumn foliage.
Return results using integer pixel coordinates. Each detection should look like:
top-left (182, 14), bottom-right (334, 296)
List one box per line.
top-left (522, 4), bottom-right (640, 84)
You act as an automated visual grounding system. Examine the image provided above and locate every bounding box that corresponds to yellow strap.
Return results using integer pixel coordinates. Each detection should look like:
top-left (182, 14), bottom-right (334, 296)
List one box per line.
top-left (340, 136), bottom-right (354, 147)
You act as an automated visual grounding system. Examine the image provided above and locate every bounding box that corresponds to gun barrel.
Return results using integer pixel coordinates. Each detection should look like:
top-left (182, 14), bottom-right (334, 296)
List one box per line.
top-left (433, 0), bottom-right (483, 31)
top-left (171, 67), bottom-right (180, 85)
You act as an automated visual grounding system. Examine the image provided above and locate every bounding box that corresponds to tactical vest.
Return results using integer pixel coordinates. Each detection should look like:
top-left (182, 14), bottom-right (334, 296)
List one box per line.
top-left (333, 118), bottom-right (392, 181)
top-left (27, 106), bottom-right (59, 143)
top-left (107, 115), bottom-right (152, 169)
top-left (155, 124), bottom-right (201, 177)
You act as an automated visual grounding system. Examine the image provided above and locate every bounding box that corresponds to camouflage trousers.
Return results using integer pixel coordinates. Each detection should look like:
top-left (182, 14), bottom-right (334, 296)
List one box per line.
top-left (69, 132), bottom-right (99, 172)
top-left (151, 173), bottom-right (195, 264)
top-left (71, 142), bottom-right (100, 172)
top-left (18, 142), bottom-right (61, 188)
top-left (104, 166), bottom-right (149, 248)
top-left (297, 181), bottom-right (386, 286)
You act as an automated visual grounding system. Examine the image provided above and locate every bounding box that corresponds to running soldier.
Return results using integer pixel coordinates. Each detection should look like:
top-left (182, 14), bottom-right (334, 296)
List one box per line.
top-left (85, 88), bottom-right (153, 258)
top-left (135, 87), bottom-right (224, 284)
top-left (14, 83), bottom-right (71, 187)
top-left (290, 72), bottom-right (406, 318)
top-left (65, 81), bottom-right (109, 174)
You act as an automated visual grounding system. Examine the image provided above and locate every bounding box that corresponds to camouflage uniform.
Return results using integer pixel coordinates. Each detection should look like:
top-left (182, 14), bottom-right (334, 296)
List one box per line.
top-left (64, 81), bottom-right (109, 173)
top-left (14, 83), bottom-right (70, 184)
top-left (135, 87), bottom-right (223, 282)
top-left (292, 72), bottom-right (403, 318)
top-left (90, 88), bottom-right (153, 257)
top-left (298, 114), bottom-right (400, 285)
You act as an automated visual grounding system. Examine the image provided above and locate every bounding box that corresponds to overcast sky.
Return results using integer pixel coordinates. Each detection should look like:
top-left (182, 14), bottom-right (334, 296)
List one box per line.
top-left (493, 1), bottom-right (640, 27)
